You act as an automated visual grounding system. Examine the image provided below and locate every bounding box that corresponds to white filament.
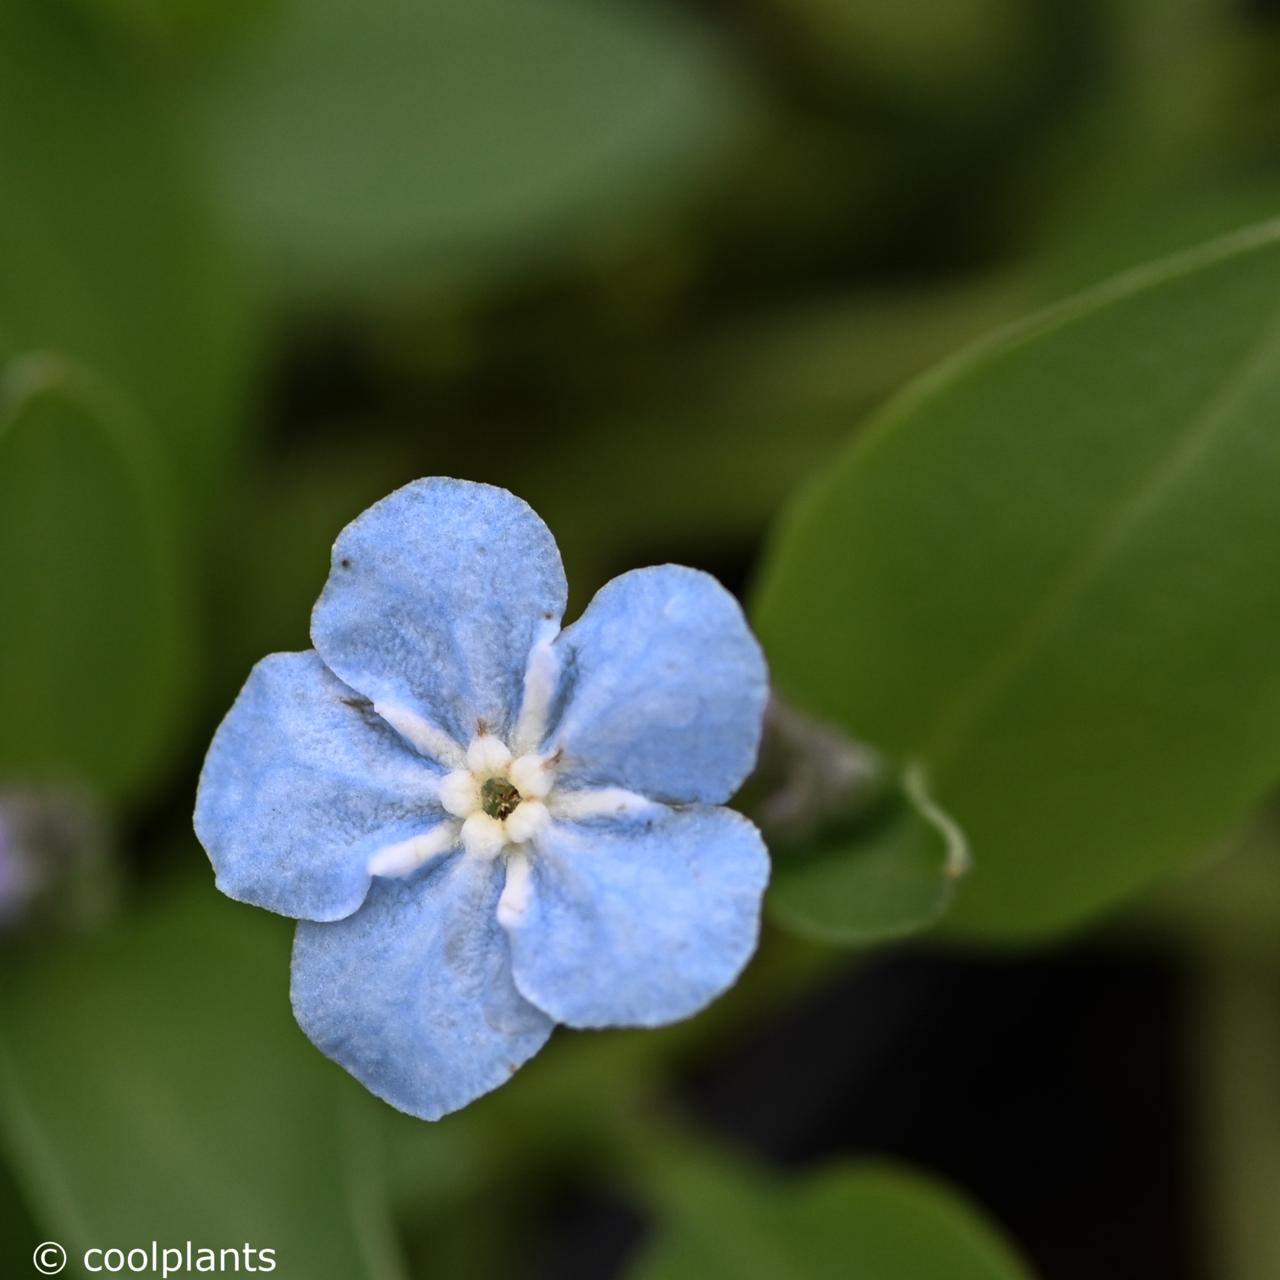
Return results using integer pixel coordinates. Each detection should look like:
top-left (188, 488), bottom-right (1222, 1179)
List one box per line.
top-left (367, 822), bottom-right (461, 877)
top-left (548, 788), bottom-right (658, 822)
top-left (374, 701), bottom-right (466, 769)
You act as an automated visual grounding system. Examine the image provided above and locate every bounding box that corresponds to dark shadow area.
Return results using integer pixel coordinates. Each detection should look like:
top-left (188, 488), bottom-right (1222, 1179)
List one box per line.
top-left (676, 946), bottom-right (1199, 1280)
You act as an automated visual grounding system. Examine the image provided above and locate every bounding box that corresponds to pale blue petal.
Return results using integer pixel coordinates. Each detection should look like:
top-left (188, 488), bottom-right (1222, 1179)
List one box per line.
top-left (545, 567), bottom-right (767, 803)
top-left (505, 806), bottom-right (768, 1028)
top-left (311, 478), bottom-right (567, 750)
top-left (195, 651), bottom-right (445, 922)
top-left (291, 853), bottom-right (554, 1121)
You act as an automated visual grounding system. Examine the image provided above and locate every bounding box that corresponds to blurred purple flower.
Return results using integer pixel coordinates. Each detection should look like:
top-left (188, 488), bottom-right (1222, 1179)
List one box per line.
top-left (0, 785), bottom-right (110, 935)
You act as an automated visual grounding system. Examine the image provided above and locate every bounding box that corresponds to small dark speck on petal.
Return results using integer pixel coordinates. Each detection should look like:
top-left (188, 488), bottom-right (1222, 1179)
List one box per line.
top-left (339, 557), bottom-right (352, 569)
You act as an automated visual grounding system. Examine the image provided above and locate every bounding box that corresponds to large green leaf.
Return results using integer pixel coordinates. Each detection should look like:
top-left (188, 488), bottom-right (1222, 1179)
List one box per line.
top-left (66, 0), bottom-right (267, 48)
top-left (0, 354), bottom-right (191, 800)
top-left (633, 1160), bottom-right (1032, 1280)
top-left (0, 879), bottom-right (404, 1280)
top-left (189, 0), bottom-right (746, 294)
top-left (754, 221), bottom-right (1280, 939)
top-left (0, 0), bottom-right (253, 498)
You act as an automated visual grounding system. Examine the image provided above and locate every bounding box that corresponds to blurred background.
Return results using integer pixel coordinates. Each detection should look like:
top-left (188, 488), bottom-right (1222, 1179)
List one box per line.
top-left (2, 0), bottom-right (1280, 1276)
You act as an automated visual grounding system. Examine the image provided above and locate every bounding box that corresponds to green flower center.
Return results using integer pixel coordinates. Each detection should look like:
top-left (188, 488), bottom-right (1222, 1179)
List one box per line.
top-left (480, 776), bottom-right (522, 820)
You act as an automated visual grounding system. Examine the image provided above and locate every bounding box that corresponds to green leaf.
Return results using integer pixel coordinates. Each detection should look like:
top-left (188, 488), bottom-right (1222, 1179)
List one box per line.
top-left (754, 221), bottom-right (1280, 939)
top-left (769, 764), bottom-right (970, 946)
top-left (633, 1159), bottom-right (1033, 1280)
top-left (0, 1153), bottom-right (42, 1275)
top-left (1173, 808), bottom-right (1280, 1280)
top-left (780, 0), bottom-right (1035, 100)
top-left (0, 879), bottom-right (405, 1280)
top-left (1136, 804), bottom-right (1280, 961)
top-left (65, 0), bottom-right (267, 50)
top-left (0, 354), bottom-right (191, 800)
top-left (0, 0), bottom-right (254, 498)
top-left (1199, 955), bottom-right (1280, 1280)
top-left (189, 0), bottom-right (746, 294)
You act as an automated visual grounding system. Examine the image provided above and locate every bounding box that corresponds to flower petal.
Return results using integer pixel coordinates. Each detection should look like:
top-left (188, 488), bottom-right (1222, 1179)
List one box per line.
top-left (504, 806), bottom-right (769, 1028)
top-left (291, 853), bottom-right (554, 1120)
top-left (311, 478), bottom-right (567, 750)
top-left (195, 651), bottom-right (445, 922)
top-left (546, 566), bottom-right (767, 803)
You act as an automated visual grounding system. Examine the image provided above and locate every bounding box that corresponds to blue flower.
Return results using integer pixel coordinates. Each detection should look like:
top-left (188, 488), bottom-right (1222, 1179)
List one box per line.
top-left (195, 478), bottom-right (769, 1120)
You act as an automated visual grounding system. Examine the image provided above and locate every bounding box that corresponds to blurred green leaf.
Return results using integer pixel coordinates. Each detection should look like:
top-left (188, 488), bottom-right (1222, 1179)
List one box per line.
top-left (1134, 802), bottom-right (1280, 961)
top-left (1189, 811), bottom-right (1280, 1280)
top-left (0, 879), bottom-right (405, 1280)
top-left (208, 439), bottom-right (410, 695)
top-left (0, 0), bottom-right (254, 499)
top-left (0, 1153), bottom-right (42, 1274)
top-left (66, 0), bottom-right (268, 50)
top-left (633, 1159), bottom-right (1033, 1280)
top-left (1198, 953), bottom-right (1280, 1280)
top-left (1019, 0), bottom-right (1280, 302)
top-left (1028, 182), bottom-right (1280, 306)
top-left (754, 221), bottom-right (1280, 939)
top-left (784, 0), bottom-right (1036, 102)
top-left (769, 765), bottom-right (970, 946)
top-left (189, 0), bottom-right (747, 295)
top-left (0, 354), bottom-right (191, 800)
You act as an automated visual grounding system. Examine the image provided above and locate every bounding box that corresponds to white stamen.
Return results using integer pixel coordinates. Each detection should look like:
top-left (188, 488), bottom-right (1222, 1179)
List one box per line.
top-left (497, 853), bottom-right (534, 927)
top-left (367, 822), bottom-right (460, 877)
top-left (509, 752), bottom-right (554, 800)
top-left (461, 812), bottom-right (507, 859)
top-left (466, 734), bottom-right (512, 776)
top-left (438, 770), bottom-right (481, 818)
top-left (548, 788), bottom-right (658, 822)
top-left (504, 798), bottom-right (549, 845)
top-left (511, 620), bottom-right (561, 755)
top-left (374, 701), bottom-right (466, 768)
